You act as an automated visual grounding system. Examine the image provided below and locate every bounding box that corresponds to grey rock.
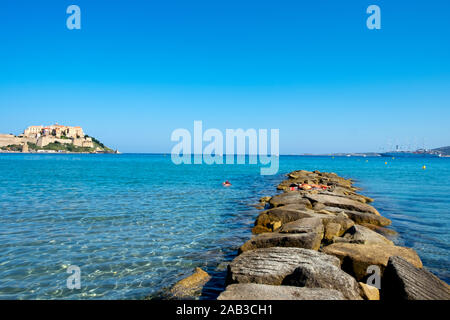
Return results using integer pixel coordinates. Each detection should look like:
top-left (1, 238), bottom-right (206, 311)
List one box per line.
top-left (322, 207), bottom-right (391, 227)
top-left (321, 243), bottom-right (422, 281)
top-left (239, 231), bottom-right (323, 253)
top-left (227, 247), bottom-right (362, 300)
top-left (342, 225), bottom-right (394, 245)
top-left (313, 202), bottom-right (326, 211)
top-left (278, 217), bottom-right (323, 234)
top-left (305, 194), bottom-right (380, 216)
top-left (269, 192), bottom-right (313, 208)
top-left (218, 283), bottom-right (345, 300)
top-left (382, 256), bottom-right (450, 300)
top-left (359, 223), bottom-right (398, 237)
top-left (253, 205), bottom-right (317, 233)
top-left (320, 214), bottom-right (355, 235)
top-left (343, 210), bottom-right (392, 227)
top-left (324, 222), bottom-right (342, 241)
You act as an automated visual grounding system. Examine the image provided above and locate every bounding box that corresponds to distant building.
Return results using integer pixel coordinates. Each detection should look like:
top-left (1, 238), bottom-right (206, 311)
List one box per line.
top-left (21, 124), bottom-right (92, 148)
top-left (23, 124), bottom-right (85, 139)
top-left (73, 137), bottom-right (93, 148)
top-left (0, 123), bottom-right (109, 152)
top-left (23, 126), bottom-right (43, 138)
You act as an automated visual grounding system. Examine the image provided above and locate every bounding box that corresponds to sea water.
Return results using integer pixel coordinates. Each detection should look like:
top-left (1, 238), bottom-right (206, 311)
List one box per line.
top-left (0, 154), bottom-right (448, 299)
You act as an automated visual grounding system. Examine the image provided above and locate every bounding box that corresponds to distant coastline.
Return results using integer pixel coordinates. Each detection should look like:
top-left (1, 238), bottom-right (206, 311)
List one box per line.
top-left (0, 123), bottom-right (118, 154)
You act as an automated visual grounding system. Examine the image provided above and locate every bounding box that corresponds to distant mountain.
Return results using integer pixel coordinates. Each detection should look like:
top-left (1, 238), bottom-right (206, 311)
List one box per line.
top-left (433, 146), bottom-right (450, 156)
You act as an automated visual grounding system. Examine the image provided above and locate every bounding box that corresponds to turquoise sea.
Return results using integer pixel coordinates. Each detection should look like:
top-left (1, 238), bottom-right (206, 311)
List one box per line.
top-left (0, 154), bottom-right (448, 299)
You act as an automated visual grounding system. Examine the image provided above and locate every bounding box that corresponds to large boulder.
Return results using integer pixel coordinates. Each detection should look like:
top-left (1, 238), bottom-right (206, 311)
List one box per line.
top-left (334, 209), bottom-right (391, 227)
top-left (324, 222), bottom-right (342, 242)
top-left (278, 217), bottom-right (323, 234)
top-left (169, 267), bottom-right (211, 299)
top-left (305, 194), bottom-right (380, 216)
top-left (217, 283), bottom-right (345, 300)
top-left (381, 256), bottom-right (450, 300)
top-left (329, 192), bottom-right (372, 204)
top-left (321, 243), bottom-right (422, 281)
top-left (239, 232), bottom-right (323, 253)
top-left (340, 225), bottom-right (394, 246)
top-left (359, 223), bottom-right (398, 237)
top-left (253, 205), bottom-right (317, 234)
top-left (320, 213), bottom-right (355, 236)
top-left (359, 282), bottom-right (380, 300)
top-left (278, 170), bottom-right (356, 192)
top-left (227, 247), bottom-right (362, 300)
top-left (329, 188), bottom-right (374, 203)
top-left (269, 192), bottom-right (312, 208)
top-left (287, 170), bottom-right (319, 180)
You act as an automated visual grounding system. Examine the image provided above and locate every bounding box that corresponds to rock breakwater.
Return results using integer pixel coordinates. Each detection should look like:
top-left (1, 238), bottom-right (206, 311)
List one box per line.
top-left (218, 169), bottom-right (450, 300)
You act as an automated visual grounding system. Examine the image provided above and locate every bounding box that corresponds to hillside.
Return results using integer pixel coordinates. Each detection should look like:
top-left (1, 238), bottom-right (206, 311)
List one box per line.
top-left (433, 146), bottom-right (450, 156)
top-left (0, 124), bottom-right (116, 153)
top-left (0, 136), bottom-right (115, 153)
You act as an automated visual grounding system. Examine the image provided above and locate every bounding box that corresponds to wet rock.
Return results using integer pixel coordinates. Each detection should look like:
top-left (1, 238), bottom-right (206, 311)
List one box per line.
top-left (341, 225), bottom-right (394, 246)
top-left (269, 192), bottom-right (312, 208)
top-left (381, 256), bottom-right (450, 300)
top-left (227, 247), bottom-right (362, 300)
top-left (305, 194), bottom-right (380, 216)
top-left (218, 283), bottom-right (345, 300)
top-left (170, 267), bottom-right (211, 299)
top-left (359, 282), bottom-right (380, 300)
top-left (252, 225), bottom-right (273, 234)
top-left (252, 204), bottom-right (265, 210)
top-left (321, 243), bottom-right (422, 281)
top-left (215, 262), bottom-right (229, 272)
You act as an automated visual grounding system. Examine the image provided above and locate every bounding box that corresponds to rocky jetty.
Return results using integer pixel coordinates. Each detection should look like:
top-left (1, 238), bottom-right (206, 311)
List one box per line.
top-left (218, 169), bottom-right (450, 300)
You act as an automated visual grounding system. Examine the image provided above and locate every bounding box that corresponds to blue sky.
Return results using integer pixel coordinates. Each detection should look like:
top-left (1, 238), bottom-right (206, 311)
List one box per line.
top-left (0, 0), bottom-right (449, 153)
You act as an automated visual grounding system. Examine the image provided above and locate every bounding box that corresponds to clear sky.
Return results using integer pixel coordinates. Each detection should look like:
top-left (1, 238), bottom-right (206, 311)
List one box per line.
top-left (0, 0), bottom-right (449, 153)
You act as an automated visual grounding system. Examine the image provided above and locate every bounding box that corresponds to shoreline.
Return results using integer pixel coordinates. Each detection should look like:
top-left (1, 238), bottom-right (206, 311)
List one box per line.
top-left (171, 169), bottom-right (450, 300)
top-left (1, 151), bottom-right (450, 157)
top-left (0, 150), bottom-right (118, 154)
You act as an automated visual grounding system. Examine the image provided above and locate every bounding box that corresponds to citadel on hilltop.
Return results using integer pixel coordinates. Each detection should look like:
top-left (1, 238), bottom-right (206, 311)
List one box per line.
top-left (0, 124), bottom-right (116, 153)
top-left (21, 124), bottom-right (93, 148)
